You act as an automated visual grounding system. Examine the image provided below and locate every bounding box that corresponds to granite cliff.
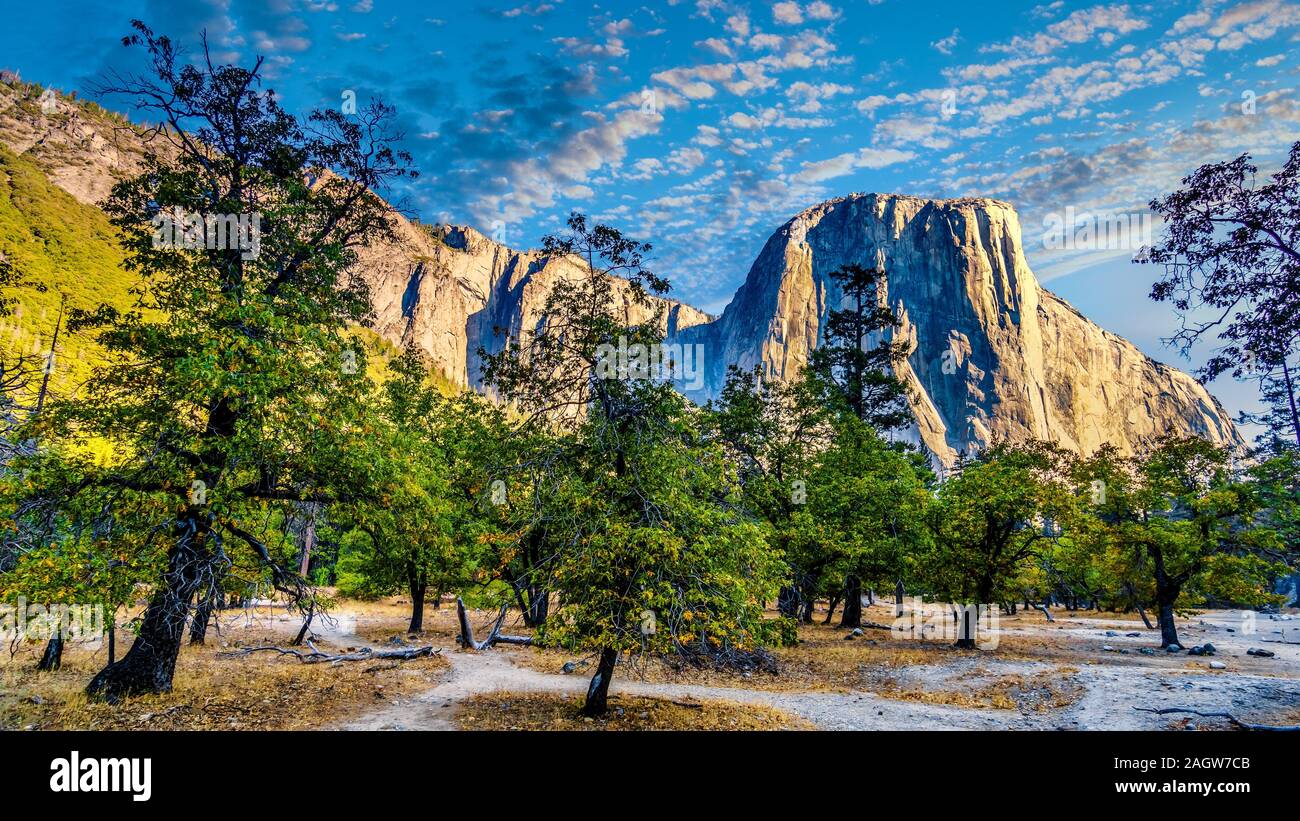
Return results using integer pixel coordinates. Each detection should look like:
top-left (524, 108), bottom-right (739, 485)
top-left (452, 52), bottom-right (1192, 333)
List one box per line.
top-left (0, 80), bottom-right (1241, 465)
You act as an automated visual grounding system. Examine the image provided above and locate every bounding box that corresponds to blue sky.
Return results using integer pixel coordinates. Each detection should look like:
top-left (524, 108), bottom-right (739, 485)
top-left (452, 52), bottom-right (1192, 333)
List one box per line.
top-left (2, 0), bottom-right (1297, 426)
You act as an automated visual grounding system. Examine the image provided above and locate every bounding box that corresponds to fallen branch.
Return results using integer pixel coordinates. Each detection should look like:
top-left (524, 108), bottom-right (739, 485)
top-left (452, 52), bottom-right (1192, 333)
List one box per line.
top-left (1133, 706), bottom-right (1300, 731)
top-left (1034, 604), bottom-right (1054, 622)
top-left (456, 597), bottom-right (533, 650)
top-left (220, 640), bottom-right (440, 665)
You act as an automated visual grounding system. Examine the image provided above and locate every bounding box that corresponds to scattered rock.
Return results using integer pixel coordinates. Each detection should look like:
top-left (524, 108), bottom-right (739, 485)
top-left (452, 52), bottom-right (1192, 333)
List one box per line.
top-left (1247, 648), bottom-right (1275, 658)
top-left (1209, 661), bottom-right (1226, 670)
top-left (1202, 643), bottom-right (1216, 655)
top-left (1166, 644), bottom-right (1183, 653)
top-left (1126, 632), bottom-right (1141, 637)
top-left (1139, 647), bottom-right (1157, 656)
top-left (850, 628), bottom-right (864, 637)
top-left (1102, 644), bottom-right (1116, 652)
top-left (27, 695), bottom-right (44, 705)
top-left (561, 661), bottom-right (578, 674)
top-left (1105, 631), bottom-right (1119, 637)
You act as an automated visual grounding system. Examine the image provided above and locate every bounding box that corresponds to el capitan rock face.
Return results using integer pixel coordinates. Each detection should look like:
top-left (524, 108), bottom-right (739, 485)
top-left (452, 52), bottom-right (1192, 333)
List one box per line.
top-left (671, 193), bottom-right (1243, 465)
top-left (0, 81), bottom-right (1241, 465)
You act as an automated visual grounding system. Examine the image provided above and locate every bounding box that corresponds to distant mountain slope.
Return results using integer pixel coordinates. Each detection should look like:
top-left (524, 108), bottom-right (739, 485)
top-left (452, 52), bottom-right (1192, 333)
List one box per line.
top-left (0, 142), bottom-right (133, 394)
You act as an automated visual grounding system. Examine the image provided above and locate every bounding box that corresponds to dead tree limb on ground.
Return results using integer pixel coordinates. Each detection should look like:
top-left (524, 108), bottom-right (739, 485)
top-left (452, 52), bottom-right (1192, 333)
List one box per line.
top-left (1133, 706), bottom-right (1300, 731)
top-left (220, 641), bottom-right (439, 665)
top-left (456, 597), bottom-right (533, 650)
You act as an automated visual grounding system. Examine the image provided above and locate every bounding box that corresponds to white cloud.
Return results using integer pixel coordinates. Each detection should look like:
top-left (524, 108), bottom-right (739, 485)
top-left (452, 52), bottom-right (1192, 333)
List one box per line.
top-left (793, 147), bottom-right (916, 182)
top-left (984, 4), bottom-right (1148, 55)
top-left (773, 2), bottom-right (803, 25)
top-left (931, 29), bottom-right (960, 55)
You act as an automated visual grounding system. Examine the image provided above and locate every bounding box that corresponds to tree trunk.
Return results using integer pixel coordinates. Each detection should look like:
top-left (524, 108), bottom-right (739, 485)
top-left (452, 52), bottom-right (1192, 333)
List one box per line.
top-left (1137, 605), bottom-right (1154, 630)
top-left (955, 581), bottom-right (991, 649)
top-left (511, 577), bottom-right (550, 628)
top-left (582, 647), bottom-right (618, 716)
top-left (86, 519), bottom-right (208, 701)
top-left (800, 597), bottom-right (815, 624)
top-left (954, 605), bottom-right (976, 649)
top-left (1281, 357), bottom-right (1300, 449)
top-left (839, 574), bottom-right (862, 628)
top-left (189, 595), bottom-right (213, 645)
top-left (298, 510), bottom-right (316, 578)
top-left (894, 579), bottom-right (905, 617)
top-left (823, 593), bottom-right (842, 624)
top-left (1157, 600), bottom-right (1179, 648)
top-left (777, 586), bottom-right (800, 619)
top-left (37, 635), bottom-right (63, 671)
top-left (407, 568), bottom-right (427, 634)
top-left (107, 613), bottom-right (116, 666)
top-left (1152, 546), bottom-right (1181, 648)
top-left (292, 601), bottom-right (315, 646)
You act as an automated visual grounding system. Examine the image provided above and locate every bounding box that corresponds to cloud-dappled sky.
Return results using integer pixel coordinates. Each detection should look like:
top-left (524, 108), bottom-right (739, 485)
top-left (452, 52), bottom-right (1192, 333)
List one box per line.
top-left (2, 0), bottom-right (1297, 424)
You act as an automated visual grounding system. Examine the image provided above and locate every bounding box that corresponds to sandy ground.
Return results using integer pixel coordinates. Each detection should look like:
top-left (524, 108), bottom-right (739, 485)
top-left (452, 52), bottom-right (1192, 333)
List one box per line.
top-left (331, 602), bottom-right (1300, 731)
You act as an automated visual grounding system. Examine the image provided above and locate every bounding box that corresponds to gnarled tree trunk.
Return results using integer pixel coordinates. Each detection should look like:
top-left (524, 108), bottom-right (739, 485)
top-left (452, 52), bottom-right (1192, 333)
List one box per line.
top-left (582, 647), bottom-right (618, 716)
top-left (87, 518), bottom-right (208, 701)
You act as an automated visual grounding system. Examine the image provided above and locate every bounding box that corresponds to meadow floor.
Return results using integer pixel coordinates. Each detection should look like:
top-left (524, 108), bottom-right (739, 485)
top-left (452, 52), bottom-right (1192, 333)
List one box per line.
top-left (4, 597), bottom-right (1299, 731)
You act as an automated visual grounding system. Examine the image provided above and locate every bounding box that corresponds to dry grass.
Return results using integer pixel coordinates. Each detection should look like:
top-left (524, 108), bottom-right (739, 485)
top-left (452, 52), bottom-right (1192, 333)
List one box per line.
top-left (0, 615), bottom-right (448, 731)
top-left (456, 691), bottom-right (809, 730)
top-left (868, 667), bottom-right (1084, 711)
top-left (507, 606), bottom-right (1085, 695)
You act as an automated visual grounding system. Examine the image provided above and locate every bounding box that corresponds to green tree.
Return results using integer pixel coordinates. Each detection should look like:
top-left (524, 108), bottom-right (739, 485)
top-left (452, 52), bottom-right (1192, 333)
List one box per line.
top-left (806, 263), bottom-right (912, 432)
top-left (1080, 437), bottom-right (1284, 648)
top-left (926, 442), bottom-right (1073, 648)
top-left (18, 23), bottom-right (414, 700)
top-left (707, 366), bottom-right (830, 622)
top-left (337, 350), bottom-right (489, 633)
top-left (804, 263), bottom-right (914, 623)
top-left (484, 215), bottom-right (783, 715)
top-left (803, 414), bottom-right (932, 628)
top-left (540, 378), bottom-right (783, 716)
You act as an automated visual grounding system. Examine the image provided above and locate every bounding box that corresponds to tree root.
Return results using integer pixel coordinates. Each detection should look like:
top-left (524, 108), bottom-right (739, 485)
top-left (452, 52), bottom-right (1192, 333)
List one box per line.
top-left (1133, 706), bottom-right (1300, 731)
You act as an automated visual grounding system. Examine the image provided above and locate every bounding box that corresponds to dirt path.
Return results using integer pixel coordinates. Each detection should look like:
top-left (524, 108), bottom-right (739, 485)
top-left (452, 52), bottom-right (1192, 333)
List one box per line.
top-left (336, 644), bottom-right (1300, 731)
top-left (336, 608), bottom-right (1300, 731)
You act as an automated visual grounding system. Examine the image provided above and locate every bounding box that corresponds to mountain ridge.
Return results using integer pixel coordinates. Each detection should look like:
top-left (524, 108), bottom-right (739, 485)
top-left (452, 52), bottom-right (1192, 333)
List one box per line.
top-left (0, 78), bottom-right (1242, 465)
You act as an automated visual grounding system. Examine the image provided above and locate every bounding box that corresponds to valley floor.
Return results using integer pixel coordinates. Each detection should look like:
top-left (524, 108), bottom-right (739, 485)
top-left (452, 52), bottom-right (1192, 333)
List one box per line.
top-left (4, 598), bottom-right (1299, 731)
